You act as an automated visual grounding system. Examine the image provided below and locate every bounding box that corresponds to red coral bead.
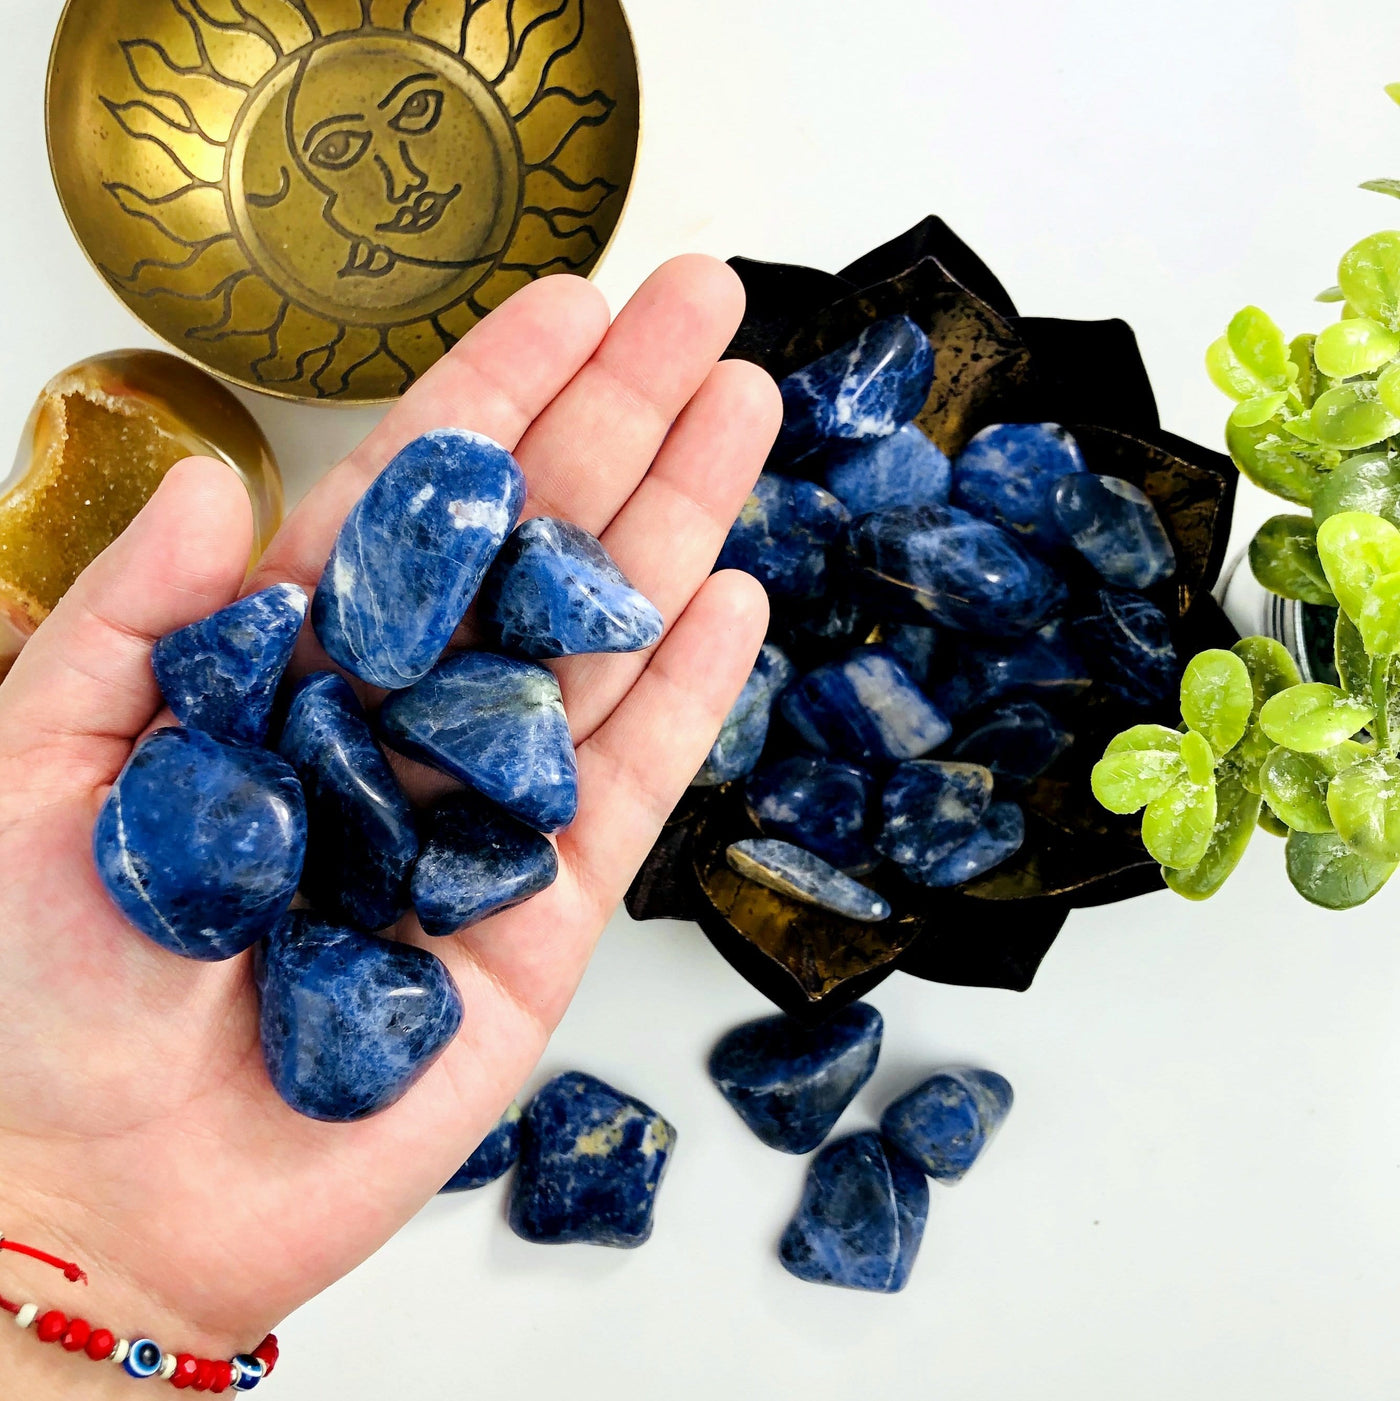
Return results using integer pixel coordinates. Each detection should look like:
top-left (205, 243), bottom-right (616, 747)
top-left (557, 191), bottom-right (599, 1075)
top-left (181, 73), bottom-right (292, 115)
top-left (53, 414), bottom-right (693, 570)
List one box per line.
top-left (171, 1353), bottom-right (200, 1389)
top-left (35, 1311), bottom-right (66, 1343)
top-left (210, 1360), bottom-right (234, 1393)
top-left (86, 1329), bottom-right (115, 1362)
top-left (61, 1318), bottom-right (90, 1352)
top-left (192, 1358), bottom-right (216, 1391)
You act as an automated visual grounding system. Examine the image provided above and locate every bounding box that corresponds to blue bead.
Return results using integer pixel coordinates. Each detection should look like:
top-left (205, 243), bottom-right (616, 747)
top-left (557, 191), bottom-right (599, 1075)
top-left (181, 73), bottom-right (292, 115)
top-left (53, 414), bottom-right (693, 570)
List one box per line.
top-left (232, 1356), bottom-right (265, 1390)
top-left (279, 673), bottom-right (418, 932)
top-left (876, 760), bottom-right (993, 868)
top-left (775, 316), bottom-right (936, 463)
top-left (744, 755), bottom-right (877, 872)
top-left (931, 618), bottom-right (1090, 718)
top-left (257, 913), bottom-right (464, 1122)
top-left (442, 1104), bottom-right (524, 1191)
top-left (411, 792), bottom-right (558, 936)
top-left (708, 1003), bottom-right (883, 1153)
top-left (1071, 588), bottom-right (1180, 708)
top-left (881, 623), bottom-right (938, 686)
top-left (151, 584), bottom-right (307, 745)
top-left (822, 422), bottom-right (951, 515)
top-left (312, 430), bottom-right (525, 690)
top-left (904, 801), bottom-right (1025, 888)
top-left (478, 516), bottom-right (664, 659)
top-left (950, 422), bottom-right (1086, 548)
top-left (778, 1130), bottom-right (929, 1292)
top-left (844, 505), bottom-right (1070, 636)
top-left (93, 728), bottom-right (306, 962)
top-left (1050, 472), bottom-right (1176, 589)
top-left (779, 648), bottom-right (951, 764)
top-left (693, 644), bottom-right (794, 786)
top-left (716, 475), bottom-right (850, 599)
top-left (880, 1067), bottom-right (1014, 1183)
top-left (727, 839), bottom-right (892, 923)
top-left (951, 701), bottom-right (1073, 783)
top-left (510, 1072), bottom-right (676, 1247)
top-left (379, 652), bottom-right (578, 833)
top-left (123, 1340), bottom-right (164, 1379)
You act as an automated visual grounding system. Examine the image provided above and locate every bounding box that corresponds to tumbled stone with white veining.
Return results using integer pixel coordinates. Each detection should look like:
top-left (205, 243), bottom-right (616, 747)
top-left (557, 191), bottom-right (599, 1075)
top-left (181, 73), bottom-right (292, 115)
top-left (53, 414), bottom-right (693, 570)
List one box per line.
top-left (822, 422), bottom-right (951, 516)
top-left (727, 839), bottom-right (891, 922)
top-left (904, 801), bottom-right (1025, 888)
top-left (693, 644), bottom-right (795, 787)
top-left (950, 422), bottom-right (1086, 549)
top-left (880, 1067), bottom-right (1014, 1183)
top-left (1071, 588), bottom-right (1180, 709)
top-left (441, 1104), bottom-right (523, 1192)
top-left (876, 760), bottom-right (993, 869)
top-left (1050, 473), bottom-right (1176, 590)
top-left (716, 475), bottom-right (851, 599)
top-left (930, 618), bottom-right (1089, 718)
top-left (951, 701), bottom-right (1073, 783)
top-left (744, 754), bottom-right (877, 872)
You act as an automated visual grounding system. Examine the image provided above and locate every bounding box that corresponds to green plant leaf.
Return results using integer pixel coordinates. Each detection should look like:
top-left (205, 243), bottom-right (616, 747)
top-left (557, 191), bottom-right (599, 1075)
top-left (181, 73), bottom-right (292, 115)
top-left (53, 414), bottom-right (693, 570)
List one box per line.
top-left (1228, 306), bottom-right (1289, 386)
top-left (1179, 649), bottom-right (1253, 757)
top-left (1310, 383), bottom-right (1400, 450)
top-left (1141, 774), bottom-right (1217, 869)
top-left (1258, 803), bottom-right (1290, 837)
top-left (1164, 773), bottom-right (1261, 900)
top-left (1289, 334), bottom-right (1322, 409)
top-left (1316, 285), bottom-right (1348, 302)
top-left (1311, 452), bottom-right (1400, 527)
top-left (1313, 317), bottom-right (1400, 378)
top-left (1230, 636), bottom-right (1303, 787)
top-left (1358, 568), bottom-right (1400, 656)
top-left (1226, 417), bottom-right (1336, 505)
top-left (1230, 391), bottom-right (1290, 429)
top-left (1105, 724), bottom-right (1184, 756)
top-left (1338, 231), bottom-right (1400, 330)
top-left (1258, 683), bottom-right (1374, 751)
top-left (1285, 828), bottom-right (1397, 908)
top-left (1091, 726), bottom-right (1184, 813)
top-left (1315, 510), bottom-right (1400, 624)
top-left (1258, 741), bottom-right (1368, 832)
top-left (1206, 336), bottom-right (1259, 402)
top-left (1362, 178), bottom-right (1400, 201)
top-left (1247, 515), bottom-right (1336, 604)
top-left (1377, 361), bottom-right (1400, 419)
top-left (1179, 729), bottom-right (1216, 785)
top-left (1387, 82), bottom-right (1400, 107)
top-left (1326, 753), bottom-right (1400, 861)
top-left (1336, 609), bottom-right (1370, 696)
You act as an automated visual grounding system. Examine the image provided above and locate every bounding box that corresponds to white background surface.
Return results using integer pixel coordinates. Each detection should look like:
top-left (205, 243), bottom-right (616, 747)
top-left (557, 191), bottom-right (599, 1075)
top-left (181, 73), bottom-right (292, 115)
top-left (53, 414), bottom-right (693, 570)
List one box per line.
top-left (5, 1), bottom-right (1400, 1396)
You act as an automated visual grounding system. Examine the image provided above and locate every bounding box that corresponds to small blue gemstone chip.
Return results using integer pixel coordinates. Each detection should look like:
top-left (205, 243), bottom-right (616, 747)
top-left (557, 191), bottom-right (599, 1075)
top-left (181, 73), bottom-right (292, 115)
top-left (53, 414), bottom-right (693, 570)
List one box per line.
top-left (123, 1339), bottom-right (163, 1378)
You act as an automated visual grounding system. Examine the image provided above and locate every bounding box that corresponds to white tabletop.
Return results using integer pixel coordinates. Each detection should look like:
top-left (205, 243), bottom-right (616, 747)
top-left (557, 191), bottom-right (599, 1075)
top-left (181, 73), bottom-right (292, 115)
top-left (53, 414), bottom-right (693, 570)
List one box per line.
top-left (6, 1), bottom-right (1400, 1396)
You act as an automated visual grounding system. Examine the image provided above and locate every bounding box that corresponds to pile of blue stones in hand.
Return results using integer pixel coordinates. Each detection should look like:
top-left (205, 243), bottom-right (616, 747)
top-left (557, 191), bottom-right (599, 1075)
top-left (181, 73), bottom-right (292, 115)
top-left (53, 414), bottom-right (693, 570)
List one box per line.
top-left (698, 313), bottom-right (1181, 917)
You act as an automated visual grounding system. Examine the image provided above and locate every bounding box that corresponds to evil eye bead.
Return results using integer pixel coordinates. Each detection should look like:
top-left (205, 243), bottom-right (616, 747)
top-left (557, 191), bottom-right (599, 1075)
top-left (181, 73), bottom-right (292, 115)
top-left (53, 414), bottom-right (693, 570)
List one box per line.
top-left (233, 1354), bottom-right (266, 1390)
top-left (122, 1338), bottom-right (163, 1378)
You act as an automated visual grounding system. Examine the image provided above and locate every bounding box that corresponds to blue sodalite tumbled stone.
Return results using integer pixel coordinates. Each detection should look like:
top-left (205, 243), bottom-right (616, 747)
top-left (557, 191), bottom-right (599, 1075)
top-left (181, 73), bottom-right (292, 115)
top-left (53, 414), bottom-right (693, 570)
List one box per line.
top-left (877, 760), bottom-right (993, 868)
top-left (845, 505), bottom-right (1069, 636)
top-left (380, 652), bottom-right (578, 833)
top-left (412, 792), bottom-right (558, 936)
top-left (93, 728), bottom-right (306, 961)
top-left (510, 1072), bottom-right (676, 1247)
top-left (312, 430), bottom-right (525, 690)
top-left (1050, 473), bottom-right (1176, 590)
top-left (779, 1130), bottom-right (929, 1292)
top-left (880, 1067), bottom-right (1014, 1183)
top-left (744, 755), bottom-right (876, 872)
top-left (708, 1003), bottom-right (882, 1154)
top-left (727, 839), bottom-right (891, 923)
top-left (951, 701), bottom-right (1073, 783)
top-left (822, 423), bottom-right (951, 516)
top-left (257, 913), bottom-right (464, 1122)
top-left (904, 801), bottom-right (1025, 887)
top-left (779, 648), bottom-right (951, 764)
top-left (716, 475), bottom-right (850, 599)
top-left (1071, 588), bottom-right (1180, 708)
top-left (950, 422), bottom-right (1086, 548)
top-left (279, 673), bottom-right (418, 932)
top-left (151, 583), bottom-right (307, 745)
top-left (931, 618), bottom-right (1090, 719)
top-left (881, 623), bottom-right (938, 686)
top-left (775, 316), bottom-right (936, 463)
top-left (477, 517), bottom-right (664, 659)
top-left (693, 644), bottom-right (795, 787)
top-left (442, 1104), bottom-right (523, 1192)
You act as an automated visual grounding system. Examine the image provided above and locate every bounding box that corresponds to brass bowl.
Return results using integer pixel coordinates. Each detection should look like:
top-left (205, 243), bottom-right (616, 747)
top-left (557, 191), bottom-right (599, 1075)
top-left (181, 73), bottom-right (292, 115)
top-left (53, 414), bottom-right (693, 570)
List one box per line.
top-left (47, 0), bottom-right (641, 405)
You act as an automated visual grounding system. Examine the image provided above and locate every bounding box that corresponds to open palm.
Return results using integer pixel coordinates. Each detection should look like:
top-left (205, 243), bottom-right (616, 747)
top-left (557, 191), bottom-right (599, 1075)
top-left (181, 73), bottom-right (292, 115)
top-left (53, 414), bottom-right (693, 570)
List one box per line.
top-left (0, 257), bottom-right (777, 1393)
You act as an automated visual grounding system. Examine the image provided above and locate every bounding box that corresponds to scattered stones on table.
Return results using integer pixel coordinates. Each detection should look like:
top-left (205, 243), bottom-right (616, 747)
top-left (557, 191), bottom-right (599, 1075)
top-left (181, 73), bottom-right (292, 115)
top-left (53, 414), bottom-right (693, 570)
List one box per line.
top-left (509, 1072), bottom-right (676, 1248)
top-left (930, 618), bottom-right (1090, 718)
top-left (726, 838), bottom-right (892, 922)
top-left (412, 791), bottom-right (559, 936)
top-left (1050, 473), bottom-right (1176, 589)
top-left (379, 651), bottom-right (578, 833)
top-left (876, 760), bottom-right (994, 869)
top-left (93, 728), bottom-right (306, 961)
top-left (477, 516), bottom-right (664, 659)
top-left (774, 315), bottom-right (936, 464)
top-left (904, 801), bottom-right (1026, 888)
top-left (716, 474), bottom-right (850, 599)
top-left (279, 672), bottom-right (418, 932)
top-left (950, 422), bottom-right (1086, 549)
top-left (441, 1104), bottom-right (523, 1192)
top-left (880, 1067), bottom-right (1014, 1183)
top-left (880, 623), bottom-right (939, 686)
top-left (312, 430), bottom-right (525, 690)
top-left (1071, 588), bottom-right (1180, 708)
top-left (151, 583), bottom-right (307, 745)
top-left (822, 422), bottom-right (951, 516)
top-left (951, 701), bottom-right (1073, 783)
top-left (778, 1130), bottom-right (929, 1292)
top-left (744, 755), bottom-right (877, 872)
top-left (779, 647), bottom-right (951, 764)
top-left (257, 913), bottom-right (464, 1122)
top-left (693, 644), bottom-right (795, 786)
top-left (708, 1002), bottom-right (883, 1154)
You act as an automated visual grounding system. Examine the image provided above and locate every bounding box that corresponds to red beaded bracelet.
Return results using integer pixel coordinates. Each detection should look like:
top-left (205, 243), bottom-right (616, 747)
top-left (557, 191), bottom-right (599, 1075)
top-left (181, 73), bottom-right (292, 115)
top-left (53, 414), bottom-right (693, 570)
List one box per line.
top-left (0, 1233), bottom-right (278, 1390)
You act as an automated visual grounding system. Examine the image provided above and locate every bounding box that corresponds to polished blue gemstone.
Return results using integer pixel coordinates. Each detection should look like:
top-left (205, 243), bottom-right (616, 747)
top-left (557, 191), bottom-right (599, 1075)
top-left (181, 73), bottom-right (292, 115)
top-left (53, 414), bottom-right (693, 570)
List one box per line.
top-left (693, 644), bottom-right (794, 786)
top-left (844, 505), bottom-right (1069, 636)
top-left (881, 624), bottom-right (938, 686)
top-left (716, 475), bottom-right (850, 599)
top-left (510, 1072), bottom-right (676, 1247)
top-left (412, 791), bottom-right (558, 936)
top-left (312, 430), bottom-right (525, 690)
top-left (1071, 588), bottom-right (1180, 708)
top-left (876, 760), bottom-right (993, 868)
top-left (822, 423), bottom-right (951, 516)
top-left (1050, 473), bottom-right (1176, 589)
top-left (744, 755), bottom-right (877, 872)
top-left (775, 316), bottom-right (936, 463)
top-left (257, 913), bottom-right (463, 1122)
top-left (779, 647), bottom-right (951, 764)
top-left (478, 516), bottom-right (664, 659)
top-left (905, 801), bottom-right (1025, 887)
top-left (708, 1003), bottom-right (883, 1154)
top-left (778, 1130), bottom-right (929, 1292)
top-left (152, 584), bottom-right (307, 745)
top-left (279, 672), bottom-right (418, 932)
top-left (94, 728), bottom-right (306, 962)
top-left (379, 652), bottom-right (578, 833)
top-left (880, 1067), bottom-right (1014, 1183)
top-left (727, 839), bottom-right (891, 922)
top-left (950, 422), bottom-right (1086, 548)
top-left (442, 1104), bottom-right (523, 1191)
top-left (951, 701), bottom-right (1073, 783)
top-left (931, 618), bottom-right (1090, 718)
top-left (781, 595), bottom-right (874, 653)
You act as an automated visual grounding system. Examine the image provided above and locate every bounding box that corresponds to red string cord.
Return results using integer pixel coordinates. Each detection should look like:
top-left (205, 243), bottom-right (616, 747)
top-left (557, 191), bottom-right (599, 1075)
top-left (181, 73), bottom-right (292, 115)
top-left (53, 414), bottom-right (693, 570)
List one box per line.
top-left (0, 1239), bottom-right (87, 1285)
